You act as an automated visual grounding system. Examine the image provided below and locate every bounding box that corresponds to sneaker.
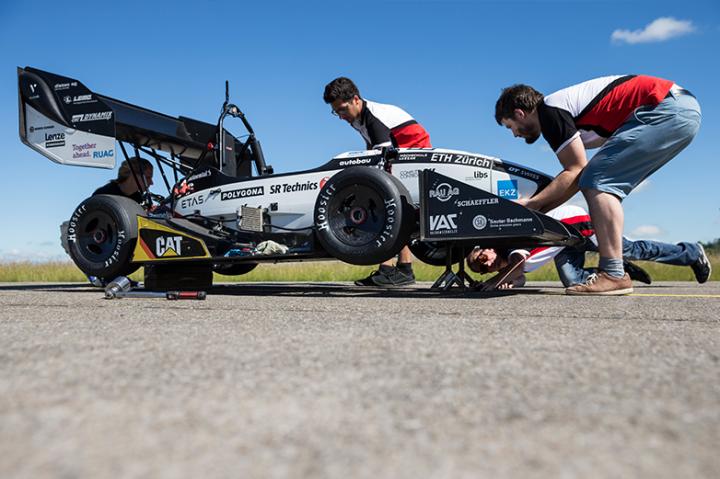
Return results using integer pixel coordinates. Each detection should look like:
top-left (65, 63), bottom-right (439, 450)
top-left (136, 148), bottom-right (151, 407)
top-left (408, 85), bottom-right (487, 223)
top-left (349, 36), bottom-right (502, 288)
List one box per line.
top-left (354, 270), bottom-right (383, 286)
top-left (691, 243), bottom-right (712, 284)
top-left (565, 272), bottom-right (633, 296)
top-left (623, 260), bottom-right (652, 285)
top-left (371, 267), bottom-right (416, 287)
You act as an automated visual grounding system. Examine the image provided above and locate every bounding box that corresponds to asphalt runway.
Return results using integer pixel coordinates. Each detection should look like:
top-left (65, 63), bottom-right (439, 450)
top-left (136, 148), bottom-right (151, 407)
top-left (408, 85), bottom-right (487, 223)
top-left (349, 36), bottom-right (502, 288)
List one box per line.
top-left (1, 281), bottom-right (718, 478)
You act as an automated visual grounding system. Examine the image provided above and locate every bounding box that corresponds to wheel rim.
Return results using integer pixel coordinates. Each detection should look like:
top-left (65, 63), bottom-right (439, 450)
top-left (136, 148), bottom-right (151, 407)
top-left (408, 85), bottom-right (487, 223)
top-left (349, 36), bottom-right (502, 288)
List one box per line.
top-left (327, 184), bottom-right (387, 247)
top-left (76, 210), bottom-right (120, 263)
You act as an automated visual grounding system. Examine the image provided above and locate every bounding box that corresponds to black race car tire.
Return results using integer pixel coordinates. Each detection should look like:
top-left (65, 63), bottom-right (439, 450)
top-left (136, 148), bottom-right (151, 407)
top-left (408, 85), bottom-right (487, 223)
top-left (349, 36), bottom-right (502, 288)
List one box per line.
top-left (66, 195), bottom-right (143, 280)
top-left (212, 262), bottom-right (258, 276)
top-left (409, 239), bottom-right (464, 267)
top-left (314, 167), bottom-right (414, 266)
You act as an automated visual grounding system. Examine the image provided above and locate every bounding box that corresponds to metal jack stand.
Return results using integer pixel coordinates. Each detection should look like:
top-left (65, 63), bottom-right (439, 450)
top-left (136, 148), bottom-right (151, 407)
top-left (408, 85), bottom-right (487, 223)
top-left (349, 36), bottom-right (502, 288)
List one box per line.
top-left (430, 246), bottom-right (479, 291)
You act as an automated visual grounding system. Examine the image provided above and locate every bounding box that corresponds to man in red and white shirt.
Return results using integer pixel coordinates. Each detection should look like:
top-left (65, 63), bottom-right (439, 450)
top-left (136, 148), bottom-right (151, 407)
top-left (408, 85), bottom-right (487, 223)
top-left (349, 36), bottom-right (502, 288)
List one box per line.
top-left (494, 75), bottom-right (702, 295)
top-left (324, 77), bottom-right (431, 287)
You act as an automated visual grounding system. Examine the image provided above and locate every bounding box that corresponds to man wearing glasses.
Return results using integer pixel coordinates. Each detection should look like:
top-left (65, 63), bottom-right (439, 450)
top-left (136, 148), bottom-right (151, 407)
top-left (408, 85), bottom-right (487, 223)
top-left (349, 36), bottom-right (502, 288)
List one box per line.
top-left (323, 77), bottom-right (431, 287)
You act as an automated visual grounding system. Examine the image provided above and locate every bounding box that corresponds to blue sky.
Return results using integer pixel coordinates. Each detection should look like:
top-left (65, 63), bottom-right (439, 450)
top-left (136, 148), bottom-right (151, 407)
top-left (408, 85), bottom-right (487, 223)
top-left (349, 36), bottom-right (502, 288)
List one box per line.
top-left (0, 0), bottom-right (718, 261)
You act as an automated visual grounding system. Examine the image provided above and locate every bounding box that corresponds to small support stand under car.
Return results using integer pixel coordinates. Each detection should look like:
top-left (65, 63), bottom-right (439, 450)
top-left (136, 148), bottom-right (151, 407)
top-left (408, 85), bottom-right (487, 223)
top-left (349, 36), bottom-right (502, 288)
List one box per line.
top-left (419, 169), bottom-right (585, 291)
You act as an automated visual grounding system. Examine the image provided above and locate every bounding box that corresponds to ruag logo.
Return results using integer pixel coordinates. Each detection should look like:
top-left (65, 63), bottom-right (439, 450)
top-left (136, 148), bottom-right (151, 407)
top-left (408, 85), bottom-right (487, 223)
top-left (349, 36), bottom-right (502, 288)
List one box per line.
top-left (429, 214), bottom-right (458, 232)
top-left (93, 150), bottom-right (114, 159)
top-left (155, 236), bottom-right (183, 257)
top-left (497, 179), bottom-right (518, 199)
top-left (473, 215), bottom-right (487, 230)
top-left (429, 183), bottom-right (459, 202)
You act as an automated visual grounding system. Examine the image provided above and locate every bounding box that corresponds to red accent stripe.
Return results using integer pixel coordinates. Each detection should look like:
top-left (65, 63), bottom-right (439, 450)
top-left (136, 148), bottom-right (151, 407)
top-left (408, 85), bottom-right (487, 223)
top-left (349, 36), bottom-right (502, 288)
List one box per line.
top-left (577, 75), bottom-right (673, 136)
top-left (140, 237), bottom-right (155, 259)
top-left (560, 214), bottom-right (591, 225)
top-left (390, 123), bottom-right (432, 148)
top-left (528, 246), bottom-right (550, 258)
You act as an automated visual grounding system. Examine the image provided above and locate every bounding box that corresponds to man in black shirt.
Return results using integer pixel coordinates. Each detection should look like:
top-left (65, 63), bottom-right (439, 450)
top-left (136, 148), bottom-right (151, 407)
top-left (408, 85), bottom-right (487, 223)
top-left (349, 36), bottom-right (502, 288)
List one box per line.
top-left (93, 157), bottom-right (154, 202)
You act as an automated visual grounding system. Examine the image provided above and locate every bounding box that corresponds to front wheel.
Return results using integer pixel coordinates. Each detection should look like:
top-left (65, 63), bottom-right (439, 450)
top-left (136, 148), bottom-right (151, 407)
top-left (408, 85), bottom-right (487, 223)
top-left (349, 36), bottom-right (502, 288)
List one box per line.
top-left (313, 166), bottom-right (415, 265)
top-left (66, 195), bottom-right (144, 280)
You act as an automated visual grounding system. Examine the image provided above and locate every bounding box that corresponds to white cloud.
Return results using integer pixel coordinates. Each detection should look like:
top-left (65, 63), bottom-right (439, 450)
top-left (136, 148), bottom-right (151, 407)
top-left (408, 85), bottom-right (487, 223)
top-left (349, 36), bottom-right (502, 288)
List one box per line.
top-left (611, 17), bottom-right (696, 44)
top-left (629, 225), bottom-right (664, 238)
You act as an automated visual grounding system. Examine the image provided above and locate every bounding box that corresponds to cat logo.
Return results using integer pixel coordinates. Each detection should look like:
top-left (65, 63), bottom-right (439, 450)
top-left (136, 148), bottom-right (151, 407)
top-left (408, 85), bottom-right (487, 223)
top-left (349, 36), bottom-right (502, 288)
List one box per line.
top-left (155, 236), bottom-right (183, 257)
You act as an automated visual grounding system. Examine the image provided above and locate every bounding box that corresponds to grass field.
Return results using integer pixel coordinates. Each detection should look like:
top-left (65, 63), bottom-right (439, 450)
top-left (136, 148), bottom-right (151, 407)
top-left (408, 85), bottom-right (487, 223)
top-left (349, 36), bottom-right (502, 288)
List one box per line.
top-left (0, 254), bottom-right (717, 283)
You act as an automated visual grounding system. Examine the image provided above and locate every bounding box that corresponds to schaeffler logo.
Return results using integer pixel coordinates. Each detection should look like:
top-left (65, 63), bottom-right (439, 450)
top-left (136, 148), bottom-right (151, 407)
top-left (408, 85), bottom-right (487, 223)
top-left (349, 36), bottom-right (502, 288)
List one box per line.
top-left (429, 182), bottom-right (459, 202)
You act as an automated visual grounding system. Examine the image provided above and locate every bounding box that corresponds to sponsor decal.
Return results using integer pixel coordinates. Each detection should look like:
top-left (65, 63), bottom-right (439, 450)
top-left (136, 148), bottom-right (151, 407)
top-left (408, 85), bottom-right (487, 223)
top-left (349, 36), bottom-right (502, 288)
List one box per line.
top-left (339, 157), bottom-right (372, 166)
top-left (430, 152), bottom-right (493, 168)
top-left (269, 180), bottom-right (318, 194)
top-left (72, 142), bottom-right (97, 159)
top-left (221, 186), bottom-right (264, 201)
top-left (506, 165), bottom-right (540, 181)
top-left (473, 215), bottom-right (487, 230)
top-left (63, 94), bottom-right (94, 105)
top-left (319, 176), bottom-right (330, 189)
top-left (180, 195), bottom-right (205, 209)
top-left (29, 124), bottom-right (54, 133)
top-left (397, 152), bottom-right (429, 162)
top-left (464, 170), bottom-right (489, 182)
top-left (29, 83), bottom-right (37, 94)
top-left (187, 170), bottom-right (212, 182)
top-left (454, 198), bottom-right (499, 208)
top-left (428, 182), bottom-right (459, 202)
top-left (399, 168), bottom-right (434, 180)
top-left (155, 236), bottom-right (183, 257)
top-left (44, 132), bottom-right (65, 148)
top-left (93, 149), bottom-right (114, 159)
top-left (485, 216), bottom-right (534, 229)
top-left (53, 81), bottom-right (78, 91)
top-left (71, 111), bottom-right (113, 123)
top-left (429, 214), bottom-right (458, 233)
top-left (497, 179), bottom-right (518, 199)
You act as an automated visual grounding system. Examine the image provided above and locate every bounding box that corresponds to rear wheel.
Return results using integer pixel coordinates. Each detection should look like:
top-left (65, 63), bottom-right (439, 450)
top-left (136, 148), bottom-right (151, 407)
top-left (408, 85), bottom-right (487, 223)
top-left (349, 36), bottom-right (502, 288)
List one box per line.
top-left (313, 167), bottom-right (415, 265)
top-left (66, 195), bottom-right (143, 280)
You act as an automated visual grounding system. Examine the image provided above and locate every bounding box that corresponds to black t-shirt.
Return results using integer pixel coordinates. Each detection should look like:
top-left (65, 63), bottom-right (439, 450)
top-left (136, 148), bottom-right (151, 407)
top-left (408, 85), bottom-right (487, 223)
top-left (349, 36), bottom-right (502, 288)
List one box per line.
top-left (93, 181), bottom-right (143, 203)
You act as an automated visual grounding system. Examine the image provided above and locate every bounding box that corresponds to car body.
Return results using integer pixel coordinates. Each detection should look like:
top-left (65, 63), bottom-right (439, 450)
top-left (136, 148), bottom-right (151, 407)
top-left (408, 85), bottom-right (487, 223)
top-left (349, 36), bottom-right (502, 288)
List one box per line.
top-left (17, 66), bottom-right (582, 289)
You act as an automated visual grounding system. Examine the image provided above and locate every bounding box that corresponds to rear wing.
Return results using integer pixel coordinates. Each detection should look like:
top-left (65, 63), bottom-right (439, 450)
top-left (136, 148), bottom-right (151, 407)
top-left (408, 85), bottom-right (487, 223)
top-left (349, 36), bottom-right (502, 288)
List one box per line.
top-left (17, 66), bottom-right (219, 170)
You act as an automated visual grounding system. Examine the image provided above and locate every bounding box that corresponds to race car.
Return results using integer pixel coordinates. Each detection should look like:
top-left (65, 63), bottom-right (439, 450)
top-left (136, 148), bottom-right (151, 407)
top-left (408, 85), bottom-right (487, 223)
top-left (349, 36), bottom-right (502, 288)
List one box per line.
top-left (17, 66), bottom-right (583, 290)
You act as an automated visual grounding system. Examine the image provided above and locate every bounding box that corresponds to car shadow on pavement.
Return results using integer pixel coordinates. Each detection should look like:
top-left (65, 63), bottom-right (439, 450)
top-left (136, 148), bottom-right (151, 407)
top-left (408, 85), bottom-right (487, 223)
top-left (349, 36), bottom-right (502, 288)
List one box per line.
top-left (0, 282), bottom-right (570, 299)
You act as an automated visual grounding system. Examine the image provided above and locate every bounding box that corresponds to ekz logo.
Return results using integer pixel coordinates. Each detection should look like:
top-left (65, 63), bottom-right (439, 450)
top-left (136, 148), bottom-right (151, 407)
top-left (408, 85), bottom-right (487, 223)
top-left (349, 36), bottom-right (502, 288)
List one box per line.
top-left (429, 214), bottom-right (457, 232)
top-left (155, 236), bottom-right (183, 257)
top-left (497, 179), bottom-right (518, 200)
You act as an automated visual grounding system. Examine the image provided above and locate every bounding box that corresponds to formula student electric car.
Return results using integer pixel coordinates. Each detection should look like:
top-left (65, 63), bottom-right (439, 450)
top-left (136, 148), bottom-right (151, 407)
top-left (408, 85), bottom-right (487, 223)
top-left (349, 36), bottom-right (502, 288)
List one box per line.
top-left (17, 66), bottom-right (583, 290)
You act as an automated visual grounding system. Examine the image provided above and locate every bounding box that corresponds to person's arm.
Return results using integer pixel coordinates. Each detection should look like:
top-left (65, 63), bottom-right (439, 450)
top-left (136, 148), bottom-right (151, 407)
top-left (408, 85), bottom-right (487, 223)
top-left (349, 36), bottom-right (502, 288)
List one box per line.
top-left (522, 136), bottom-right (587, 213)
top-left (479, 251), bottom-right (528, 291)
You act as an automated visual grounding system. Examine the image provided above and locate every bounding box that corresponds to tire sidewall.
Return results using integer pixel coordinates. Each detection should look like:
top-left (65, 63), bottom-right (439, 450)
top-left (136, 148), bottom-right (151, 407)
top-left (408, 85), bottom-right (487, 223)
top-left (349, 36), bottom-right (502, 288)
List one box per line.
top-left (66, 195), bottom-right (143, 279)
top-left (313, 167), bottom-right (412, 265)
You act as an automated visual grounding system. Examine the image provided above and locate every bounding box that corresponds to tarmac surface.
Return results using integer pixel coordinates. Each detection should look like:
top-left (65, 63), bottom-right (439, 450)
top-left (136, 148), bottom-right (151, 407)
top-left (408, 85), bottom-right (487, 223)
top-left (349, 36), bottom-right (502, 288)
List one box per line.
top-left (1, 281), bottom-right (719, 479)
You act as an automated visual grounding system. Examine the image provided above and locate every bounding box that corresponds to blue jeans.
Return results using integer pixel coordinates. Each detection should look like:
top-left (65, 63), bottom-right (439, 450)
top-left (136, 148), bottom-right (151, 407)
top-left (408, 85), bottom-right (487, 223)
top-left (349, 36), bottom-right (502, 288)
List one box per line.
top-left (579, 89), bottom-right (702, 199)
top-left (554, 239), bottom-right (701, 287)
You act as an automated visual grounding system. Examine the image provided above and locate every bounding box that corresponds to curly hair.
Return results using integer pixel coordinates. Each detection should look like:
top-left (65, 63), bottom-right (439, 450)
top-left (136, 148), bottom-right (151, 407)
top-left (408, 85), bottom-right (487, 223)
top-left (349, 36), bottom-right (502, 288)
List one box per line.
top-left (494, 84), bottom-right (544, 125)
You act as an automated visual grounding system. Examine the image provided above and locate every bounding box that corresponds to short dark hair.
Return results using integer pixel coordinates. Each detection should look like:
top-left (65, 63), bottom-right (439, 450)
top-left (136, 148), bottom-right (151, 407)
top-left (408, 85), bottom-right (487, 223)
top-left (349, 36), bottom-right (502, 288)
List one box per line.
top-left (323, 77), bottom-right (360, 104)
top-left (117, 157), bottom-right (153, 181)
top-left (494, 84), bottom-right (544, 125)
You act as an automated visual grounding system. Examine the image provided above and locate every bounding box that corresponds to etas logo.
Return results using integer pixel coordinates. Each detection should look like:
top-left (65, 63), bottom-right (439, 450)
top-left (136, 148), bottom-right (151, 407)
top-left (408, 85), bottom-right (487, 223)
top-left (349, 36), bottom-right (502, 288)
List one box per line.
top-left (155, 236), bottom-right (183, 257)
top-left (429, 214), bottom-right (457, 231)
